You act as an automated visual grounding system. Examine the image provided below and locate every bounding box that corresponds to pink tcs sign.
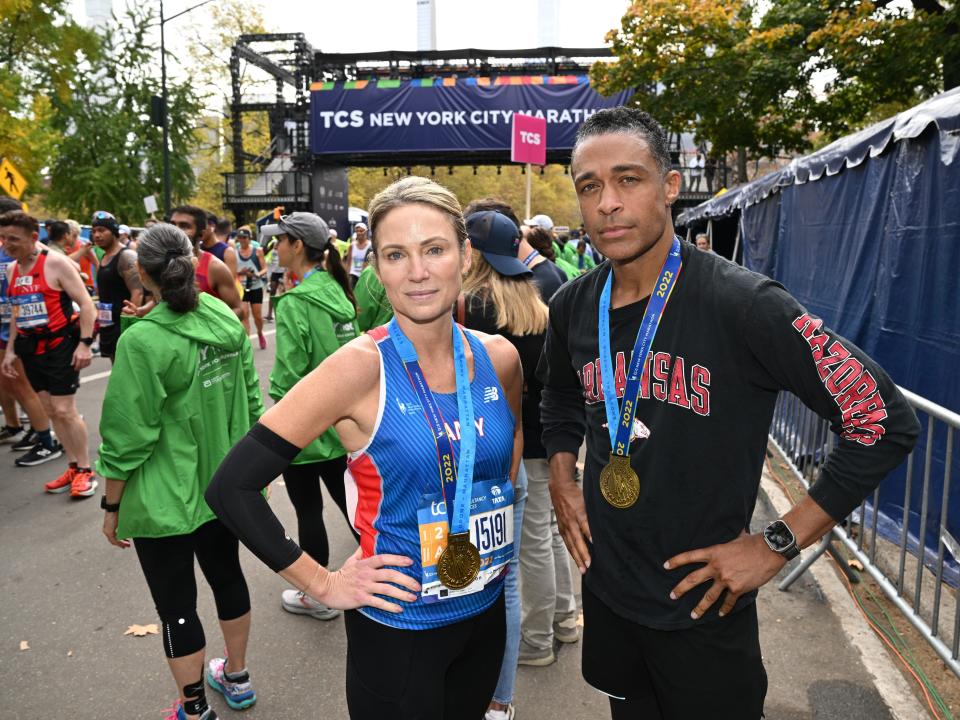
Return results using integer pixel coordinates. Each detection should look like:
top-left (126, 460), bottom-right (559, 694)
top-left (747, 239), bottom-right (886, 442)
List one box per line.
top-left (511, 113), bottom-right (547, 165)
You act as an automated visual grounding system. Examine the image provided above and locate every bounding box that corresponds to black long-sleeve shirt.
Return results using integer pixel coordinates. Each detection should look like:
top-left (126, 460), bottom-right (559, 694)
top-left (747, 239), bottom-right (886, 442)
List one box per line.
top-left (538, 240), bottom-right (919, 629)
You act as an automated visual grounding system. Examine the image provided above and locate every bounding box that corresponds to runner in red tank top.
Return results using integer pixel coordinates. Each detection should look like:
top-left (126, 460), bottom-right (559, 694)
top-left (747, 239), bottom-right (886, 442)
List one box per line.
top-left (125, 207), bottom-right (243, 321)
top-left (195, 251), bottom-right (220, 298)
top-left (1, 210), bottom-right (99, 497)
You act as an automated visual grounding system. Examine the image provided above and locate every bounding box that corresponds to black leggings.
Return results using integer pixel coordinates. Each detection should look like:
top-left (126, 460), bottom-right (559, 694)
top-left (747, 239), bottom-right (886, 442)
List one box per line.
top-left (344, 592), bottom-right (505, 719)
top-left (134, 519), bottom-right (250, 658)
top-left (282, 456), bottom-right (358, 566)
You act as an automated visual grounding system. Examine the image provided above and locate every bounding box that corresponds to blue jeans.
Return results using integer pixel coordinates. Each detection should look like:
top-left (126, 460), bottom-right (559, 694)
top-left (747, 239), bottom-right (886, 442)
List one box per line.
top-left (491, 462), bottom-right (528, 705)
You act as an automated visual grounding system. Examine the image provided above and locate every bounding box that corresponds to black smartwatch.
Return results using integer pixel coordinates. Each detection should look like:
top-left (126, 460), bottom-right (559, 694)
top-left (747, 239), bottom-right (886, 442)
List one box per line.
top-left (763, 519), bottom-right (800, 560)
top-left (100, 496), bottom-right (120, 513)
top-left (80, 336), bottom-right (95, 346)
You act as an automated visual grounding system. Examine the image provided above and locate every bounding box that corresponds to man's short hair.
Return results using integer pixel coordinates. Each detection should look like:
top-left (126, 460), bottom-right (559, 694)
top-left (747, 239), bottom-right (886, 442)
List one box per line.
top-left (463, 198), bottom-right (521, 230)
top-left (0, 210), bottom-right (40, 235)
top-left (169, 205), bottom-right (207, 234)
top-left (206, 212), bottom-right (218, 228)
top-left (0, 197), bottom-right (22, 214)
top-left (47, 220), bottom-right (70, 245)
top-left (215, 216), bottom-right (232, 236)
top-left (574, 107), bottom-right (672, 178)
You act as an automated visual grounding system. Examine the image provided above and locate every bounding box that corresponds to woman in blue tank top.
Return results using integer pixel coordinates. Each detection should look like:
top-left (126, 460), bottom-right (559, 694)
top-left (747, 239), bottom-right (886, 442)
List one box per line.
top-left (207, 177), bottom-right (524, 720)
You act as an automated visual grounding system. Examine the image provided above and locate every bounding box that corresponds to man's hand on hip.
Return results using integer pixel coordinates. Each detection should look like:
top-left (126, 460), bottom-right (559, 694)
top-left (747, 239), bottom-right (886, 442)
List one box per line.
top-left (664, 532), bottom-right (785, 619)
top-left (548, 452), bottom-right (592, 575)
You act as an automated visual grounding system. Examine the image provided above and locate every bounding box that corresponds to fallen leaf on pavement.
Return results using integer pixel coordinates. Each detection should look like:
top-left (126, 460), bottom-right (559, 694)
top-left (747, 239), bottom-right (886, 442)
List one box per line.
top-left (67, 650), bottom-right (74, 657)
top-left (847, 559), bottom-right (864, 572)
top-left (19, 640), bottom-right (29, 651)
top-left (124, 624), bottom-right (159, 637)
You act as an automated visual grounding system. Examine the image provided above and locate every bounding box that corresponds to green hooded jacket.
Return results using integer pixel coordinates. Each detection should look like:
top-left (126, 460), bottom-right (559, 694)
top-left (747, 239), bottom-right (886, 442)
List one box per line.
top-left (269, 269), bottom-right (358, 464)
top-left (96, 293), bottom-right (265, 539)
top-left (354, 265), bottom-right (393, 332)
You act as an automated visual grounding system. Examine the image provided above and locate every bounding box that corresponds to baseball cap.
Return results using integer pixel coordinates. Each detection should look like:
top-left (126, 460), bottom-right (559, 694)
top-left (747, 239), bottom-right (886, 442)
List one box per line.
top-left (466, 211), bottom-right (531, 277)
top-left (354, 222), bottom-right (367, 231)
top-left (261, 212), bottom-right (330, 249)
top-left (118, 224), bottom-right (130, 235)
top-left (523, 213), bottom-right (554, 232)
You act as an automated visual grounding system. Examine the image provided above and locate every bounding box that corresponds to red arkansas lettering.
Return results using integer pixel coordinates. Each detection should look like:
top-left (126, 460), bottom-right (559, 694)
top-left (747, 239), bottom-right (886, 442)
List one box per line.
top-left (690, 365), bottom-right (711, 416)
top-left (651, 352), bottom-right (670, 402)
top-left (668, 356), bottom-right (691, 409)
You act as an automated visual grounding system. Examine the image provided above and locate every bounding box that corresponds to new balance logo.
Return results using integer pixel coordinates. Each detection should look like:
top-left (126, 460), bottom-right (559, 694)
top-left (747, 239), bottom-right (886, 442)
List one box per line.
top-left (483, 386), bottom-right (499, 403)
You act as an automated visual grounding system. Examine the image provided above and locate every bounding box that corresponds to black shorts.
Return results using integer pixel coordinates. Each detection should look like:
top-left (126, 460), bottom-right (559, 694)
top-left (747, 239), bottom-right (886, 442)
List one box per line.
top-left (344, 592), bottom-right (505, 719)
top-left (582, 583), bottom-right (766, 719)
top-left (244, 287), bottom-right (263, 305)
top-left (98, 323), bottom-right (120, 359)
top-left (18, 332), bottom-right (80, 396)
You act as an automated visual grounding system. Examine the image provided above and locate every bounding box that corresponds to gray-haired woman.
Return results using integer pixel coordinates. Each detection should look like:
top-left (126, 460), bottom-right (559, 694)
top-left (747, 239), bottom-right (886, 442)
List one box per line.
top-left (96, 224), bottom-right (266, 720)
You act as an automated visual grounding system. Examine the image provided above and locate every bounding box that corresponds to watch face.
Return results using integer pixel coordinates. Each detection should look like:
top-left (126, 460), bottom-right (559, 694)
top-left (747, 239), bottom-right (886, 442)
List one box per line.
top-left (764, 520), bottom-right (795, 551)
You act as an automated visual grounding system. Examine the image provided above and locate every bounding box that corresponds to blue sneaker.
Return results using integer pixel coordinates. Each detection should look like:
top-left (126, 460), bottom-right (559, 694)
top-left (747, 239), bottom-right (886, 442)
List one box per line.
top-left (163, 700), bottom-right (217, 720)
top-left (206, 657), bottom-right (256, 710)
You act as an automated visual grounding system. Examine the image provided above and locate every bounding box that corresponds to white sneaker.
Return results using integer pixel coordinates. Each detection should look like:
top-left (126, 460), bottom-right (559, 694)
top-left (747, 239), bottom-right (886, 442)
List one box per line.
top-left (280, 589), bottom-right (340, 621)
top-left (485, 704), bottom-right (515, 720)
top-left (553, 615), bottom-right (581, 644)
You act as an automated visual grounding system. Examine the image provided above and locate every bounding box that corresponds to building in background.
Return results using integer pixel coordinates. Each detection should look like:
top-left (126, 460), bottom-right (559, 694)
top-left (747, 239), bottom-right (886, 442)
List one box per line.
top-left (538, 0), bottom-right (559, 47)
top-left (416, 0), bottom-right (436, 51)
top-left (85, 0), bottom-right (113, 28)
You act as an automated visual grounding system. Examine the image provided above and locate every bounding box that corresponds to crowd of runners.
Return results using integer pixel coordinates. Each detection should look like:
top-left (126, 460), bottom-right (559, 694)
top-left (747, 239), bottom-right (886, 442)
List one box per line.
top-left (0, 108), bottom-right (919, 720)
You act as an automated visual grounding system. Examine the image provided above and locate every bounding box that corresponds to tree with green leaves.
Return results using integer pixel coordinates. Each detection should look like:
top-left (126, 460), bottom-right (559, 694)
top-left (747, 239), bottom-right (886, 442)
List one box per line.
top-left (0, 0), bottom-right (97, 198)
top-left (45, 4), bottom-right (199, 222)
top-left (592, 0), bottom-right (955, 183)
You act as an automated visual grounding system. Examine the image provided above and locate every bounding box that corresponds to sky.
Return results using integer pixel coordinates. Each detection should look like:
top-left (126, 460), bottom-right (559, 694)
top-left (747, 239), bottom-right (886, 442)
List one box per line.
top-left (72, 0), bottom-right (631, 54)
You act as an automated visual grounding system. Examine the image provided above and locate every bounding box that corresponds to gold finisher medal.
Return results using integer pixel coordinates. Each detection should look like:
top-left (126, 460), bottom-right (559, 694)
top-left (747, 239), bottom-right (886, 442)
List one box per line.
top-left (437, 531), bottom-right (482, 589)
top-left (599, 453), bottom-right (640, 509)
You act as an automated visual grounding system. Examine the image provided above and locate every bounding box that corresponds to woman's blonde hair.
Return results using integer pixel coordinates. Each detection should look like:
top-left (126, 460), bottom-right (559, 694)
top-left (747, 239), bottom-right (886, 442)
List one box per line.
top-left (367, 176), bottom-right (467, 253)
top-left (462, 250), bottom-right (548, 336)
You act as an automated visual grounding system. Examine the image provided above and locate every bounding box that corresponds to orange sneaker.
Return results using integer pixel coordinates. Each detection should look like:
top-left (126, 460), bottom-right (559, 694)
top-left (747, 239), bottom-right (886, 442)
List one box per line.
top-left (45, 466), bottom-right (76, 494)
top-left (70, 469), bottom-right (98, 498)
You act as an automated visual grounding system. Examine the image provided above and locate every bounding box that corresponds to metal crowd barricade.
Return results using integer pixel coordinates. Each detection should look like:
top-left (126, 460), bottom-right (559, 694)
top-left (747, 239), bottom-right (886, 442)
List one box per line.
top-left (769, 388), bottom-right (960, 677)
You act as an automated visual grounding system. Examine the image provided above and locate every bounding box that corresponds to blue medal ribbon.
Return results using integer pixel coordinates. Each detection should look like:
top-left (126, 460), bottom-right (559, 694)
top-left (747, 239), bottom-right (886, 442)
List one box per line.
top-left (389, 318), bottom-right (476, 537)
top-left (598, 237), bottom-right (683, 456)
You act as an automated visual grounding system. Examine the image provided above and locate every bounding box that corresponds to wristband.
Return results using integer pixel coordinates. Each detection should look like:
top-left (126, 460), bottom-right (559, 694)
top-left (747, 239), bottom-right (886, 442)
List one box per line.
top-left (100, 496), bottom-right (120, 513)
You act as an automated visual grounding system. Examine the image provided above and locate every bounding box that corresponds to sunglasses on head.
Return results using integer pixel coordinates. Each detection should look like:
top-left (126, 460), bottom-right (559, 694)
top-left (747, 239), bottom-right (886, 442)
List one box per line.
top-left (92, 211), bottom-right (116, 222)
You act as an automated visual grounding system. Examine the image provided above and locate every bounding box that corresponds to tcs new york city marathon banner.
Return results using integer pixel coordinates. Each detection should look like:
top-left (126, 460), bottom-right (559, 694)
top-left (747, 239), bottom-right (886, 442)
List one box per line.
top-left (310, 76), bottom-right (634, 156)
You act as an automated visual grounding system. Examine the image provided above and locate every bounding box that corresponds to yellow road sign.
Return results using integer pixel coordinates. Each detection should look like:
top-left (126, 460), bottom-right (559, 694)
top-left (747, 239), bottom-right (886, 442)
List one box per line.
top-left (0, 158), bottom-right (27, 200)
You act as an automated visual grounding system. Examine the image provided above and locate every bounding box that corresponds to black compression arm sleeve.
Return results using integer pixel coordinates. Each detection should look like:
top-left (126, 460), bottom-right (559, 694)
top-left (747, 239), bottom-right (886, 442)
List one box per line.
top-left (206, 423), bottom-right (305, 572)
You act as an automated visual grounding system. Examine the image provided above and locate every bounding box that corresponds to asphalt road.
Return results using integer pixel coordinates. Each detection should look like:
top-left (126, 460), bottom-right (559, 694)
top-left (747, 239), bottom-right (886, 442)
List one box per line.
top-left (0, 322), bottom-right (911, 719)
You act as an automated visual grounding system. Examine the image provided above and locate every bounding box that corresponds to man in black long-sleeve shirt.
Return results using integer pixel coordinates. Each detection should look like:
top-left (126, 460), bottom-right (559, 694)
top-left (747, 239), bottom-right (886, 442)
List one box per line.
top-left (538, 107), bottom-right (920, 719)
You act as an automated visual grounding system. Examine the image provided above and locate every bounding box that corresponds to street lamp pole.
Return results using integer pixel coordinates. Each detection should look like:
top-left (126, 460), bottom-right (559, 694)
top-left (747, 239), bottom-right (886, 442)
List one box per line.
top-left (160, 0), bottom-right (171, 216)
top-left (158, 0), bottom-right (216, 217)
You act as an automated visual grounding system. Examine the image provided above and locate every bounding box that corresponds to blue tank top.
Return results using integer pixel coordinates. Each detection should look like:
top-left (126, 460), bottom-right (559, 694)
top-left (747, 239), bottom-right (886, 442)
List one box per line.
top-left (346, 324), bottom-right (515, 630)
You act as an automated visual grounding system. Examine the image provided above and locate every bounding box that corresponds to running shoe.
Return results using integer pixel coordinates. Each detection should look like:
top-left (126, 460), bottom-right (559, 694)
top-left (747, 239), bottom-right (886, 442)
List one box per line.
top-left (11, 429), bottom-right (38, 452)
top-left (281, 589), bottom-right (340, 620)
top-left (44, 466), bottom-right (76, 493)
top-left (0, 426), bottom-right (27, 444)
top-left (517, 637), bottom-right (556, 667)
top-left (70, 469), bottom-right (98, 498)
top-left (485, 705), bottom-right (516, 720)
top-left (162, 699), bottom-right (218, 720)
top-left (258, 332), bottom-right (267, 350)
top-left (16, 441), bottom-right (64, 467)
top-left (206, 657), bottom-right (256, 710)
top-left (553, 615), bottom-right (581, 644)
